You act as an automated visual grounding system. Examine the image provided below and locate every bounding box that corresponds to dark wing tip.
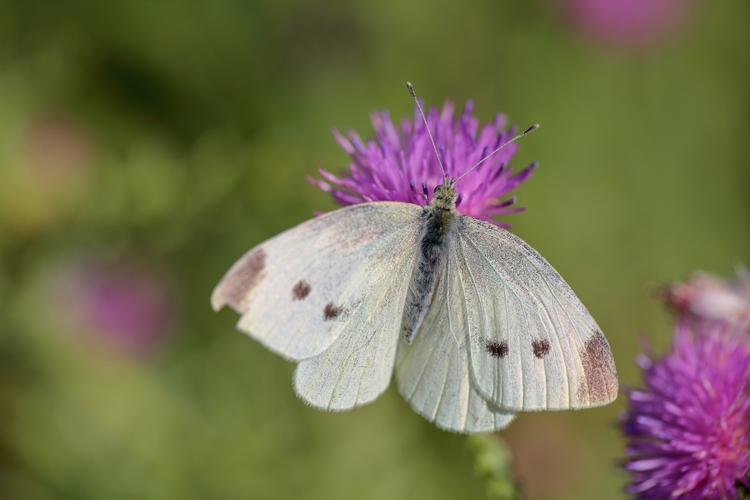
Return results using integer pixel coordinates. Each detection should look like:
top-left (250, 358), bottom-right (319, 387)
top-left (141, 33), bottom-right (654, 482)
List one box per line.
top-left (577, 330), bottom-right (618, 406)
top-left (211, 248), bottom-right (268, 313)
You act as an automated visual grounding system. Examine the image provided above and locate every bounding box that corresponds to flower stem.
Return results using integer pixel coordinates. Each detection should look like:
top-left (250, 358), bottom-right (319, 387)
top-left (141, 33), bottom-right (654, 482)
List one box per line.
top-left (466, 434), bottom-right (521, 500)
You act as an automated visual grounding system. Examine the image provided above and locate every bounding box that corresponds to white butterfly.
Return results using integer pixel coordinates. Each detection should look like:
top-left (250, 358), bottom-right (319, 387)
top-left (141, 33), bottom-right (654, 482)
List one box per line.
top-left (211, 86), bottom-right (617, 433)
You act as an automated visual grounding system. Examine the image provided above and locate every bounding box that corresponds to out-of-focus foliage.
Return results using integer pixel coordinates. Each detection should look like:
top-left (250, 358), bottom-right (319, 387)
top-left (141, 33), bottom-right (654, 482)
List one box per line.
top-left (0, 1), bottom-right (748, 499)
top-left (467, 434), bottom-right (520, 499)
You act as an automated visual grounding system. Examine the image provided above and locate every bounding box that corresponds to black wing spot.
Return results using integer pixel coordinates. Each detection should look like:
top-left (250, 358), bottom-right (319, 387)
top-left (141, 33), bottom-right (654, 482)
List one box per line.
top-left (486, 340), bottom-right (508, 358)
top-left (323, 302), bottom-right (343, 321)
top-left (292, 280), bottom-right (311, 300)
top-left (532, 339), bottom-right (550, 359)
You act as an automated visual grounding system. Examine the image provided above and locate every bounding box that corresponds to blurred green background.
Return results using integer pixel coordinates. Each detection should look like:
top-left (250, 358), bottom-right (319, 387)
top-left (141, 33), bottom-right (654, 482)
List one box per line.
top-left (0, 1), bottom-right (748, 499)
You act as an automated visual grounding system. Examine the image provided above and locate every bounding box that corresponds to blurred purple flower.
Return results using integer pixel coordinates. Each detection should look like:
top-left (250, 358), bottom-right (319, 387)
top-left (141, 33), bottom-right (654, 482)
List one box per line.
top-left (52, 258), bottom-right (175, 357)
top-left (558, 0), bottom-right (692, 50)
top-left (622, 320), bottom-right (750, 499)
top-left (309, 100), bottom-right (537, 227)
top-left (657, 271), bottom-right (750, 330)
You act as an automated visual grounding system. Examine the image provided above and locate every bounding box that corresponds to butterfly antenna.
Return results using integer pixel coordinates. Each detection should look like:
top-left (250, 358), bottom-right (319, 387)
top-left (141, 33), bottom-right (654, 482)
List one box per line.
top-left (455, 123), bottom-right (539, 184)
top-left (406, 82), bottom-right (447, 179)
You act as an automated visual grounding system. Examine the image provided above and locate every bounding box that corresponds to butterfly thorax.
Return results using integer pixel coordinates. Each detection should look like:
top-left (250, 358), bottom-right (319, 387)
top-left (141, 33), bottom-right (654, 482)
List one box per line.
top-left (401, 179), bottom-right (459, 344)
top-left (421, 180), bottom-right (457, 246)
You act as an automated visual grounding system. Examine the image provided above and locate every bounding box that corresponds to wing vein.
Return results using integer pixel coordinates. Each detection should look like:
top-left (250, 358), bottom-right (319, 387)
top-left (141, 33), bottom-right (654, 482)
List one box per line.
top-left (519, 247), bottom-right (583, 408)
top-left (456, 237), bottom-right (494, 408)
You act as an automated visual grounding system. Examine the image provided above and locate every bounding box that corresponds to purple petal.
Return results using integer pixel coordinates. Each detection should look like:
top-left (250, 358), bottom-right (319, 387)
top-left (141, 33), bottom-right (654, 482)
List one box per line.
top-left (310, 98), bottom-right (536, 226)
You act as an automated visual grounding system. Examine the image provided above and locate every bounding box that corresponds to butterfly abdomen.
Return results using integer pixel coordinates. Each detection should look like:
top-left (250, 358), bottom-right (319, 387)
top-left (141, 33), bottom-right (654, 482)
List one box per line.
top-left (401, 206), bottom-right (457, 344)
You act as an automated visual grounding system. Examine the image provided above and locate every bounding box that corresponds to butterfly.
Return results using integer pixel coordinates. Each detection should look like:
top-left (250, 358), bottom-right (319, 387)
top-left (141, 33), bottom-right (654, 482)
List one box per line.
top-left (211, 84), bottom-right (618, 433)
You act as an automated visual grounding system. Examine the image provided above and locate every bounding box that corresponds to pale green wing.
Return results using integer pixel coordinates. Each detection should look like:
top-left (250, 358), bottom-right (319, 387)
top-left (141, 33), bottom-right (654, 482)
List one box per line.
top-left (212, 202), bottom-right (423, 362)
top-left (396, 249), bottom-right (516, 433)
top-left (455, 216), bottom-right (617, 411)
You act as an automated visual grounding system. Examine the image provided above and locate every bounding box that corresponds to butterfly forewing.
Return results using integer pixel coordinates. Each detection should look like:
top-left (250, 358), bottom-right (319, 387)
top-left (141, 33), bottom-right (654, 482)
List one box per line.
top-left (455, 216), bottom-right (618, 411)
top-left (212, 202), bottom-right (423, 362)
top-left (396, 248), bottom-right (516, 433)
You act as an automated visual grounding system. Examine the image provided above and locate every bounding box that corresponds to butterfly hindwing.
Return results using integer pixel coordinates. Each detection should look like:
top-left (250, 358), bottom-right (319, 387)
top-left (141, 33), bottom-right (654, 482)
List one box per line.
top-left (396, 248), bottom-right (516, 433)
top-left (212, 202), bottom-right (422, 362)
top-left (454, 216), bottom-right (618, 411)
top-left (293, 229), bottom-right (419, 410)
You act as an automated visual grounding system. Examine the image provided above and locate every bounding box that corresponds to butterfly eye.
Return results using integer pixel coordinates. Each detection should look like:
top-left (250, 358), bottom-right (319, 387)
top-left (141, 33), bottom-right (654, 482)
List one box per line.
top-left (456, 193), bottom-right (464, 207)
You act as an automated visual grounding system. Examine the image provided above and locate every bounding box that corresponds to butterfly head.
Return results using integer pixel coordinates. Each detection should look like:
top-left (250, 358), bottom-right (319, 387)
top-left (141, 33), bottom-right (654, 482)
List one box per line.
top-left (430, 177), bottom-right (458, 211)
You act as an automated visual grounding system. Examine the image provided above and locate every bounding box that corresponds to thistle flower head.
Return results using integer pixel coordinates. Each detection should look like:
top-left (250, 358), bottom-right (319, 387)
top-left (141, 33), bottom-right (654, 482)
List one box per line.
top-left (657, 271), bottom-right (750, 330)
top-left (558, 0), bottom-right (691, 50)
top-left (48, 257), bottom-right (176, 357)
top-left (622, 321), bottom-right (750, 499)
top-left (309, 100), bottom-right (537, 227)
top-left (80, 262), bottom-right (175, 355)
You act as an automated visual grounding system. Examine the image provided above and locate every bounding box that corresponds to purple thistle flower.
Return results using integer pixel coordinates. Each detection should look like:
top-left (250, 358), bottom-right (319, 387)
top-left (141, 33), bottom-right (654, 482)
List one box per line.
top-left (657, 271), bottom-right (750, 331)
top-left (309, 100), bottom-right (537, 227)
top-left (49, 257), bottom-right (176, 357)
top-left (622, 320), bottom-right (750, 499)
top-left (557, 0), bottom-right (692, 50)
top-left (79, 263), bottom-right (175, 356)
